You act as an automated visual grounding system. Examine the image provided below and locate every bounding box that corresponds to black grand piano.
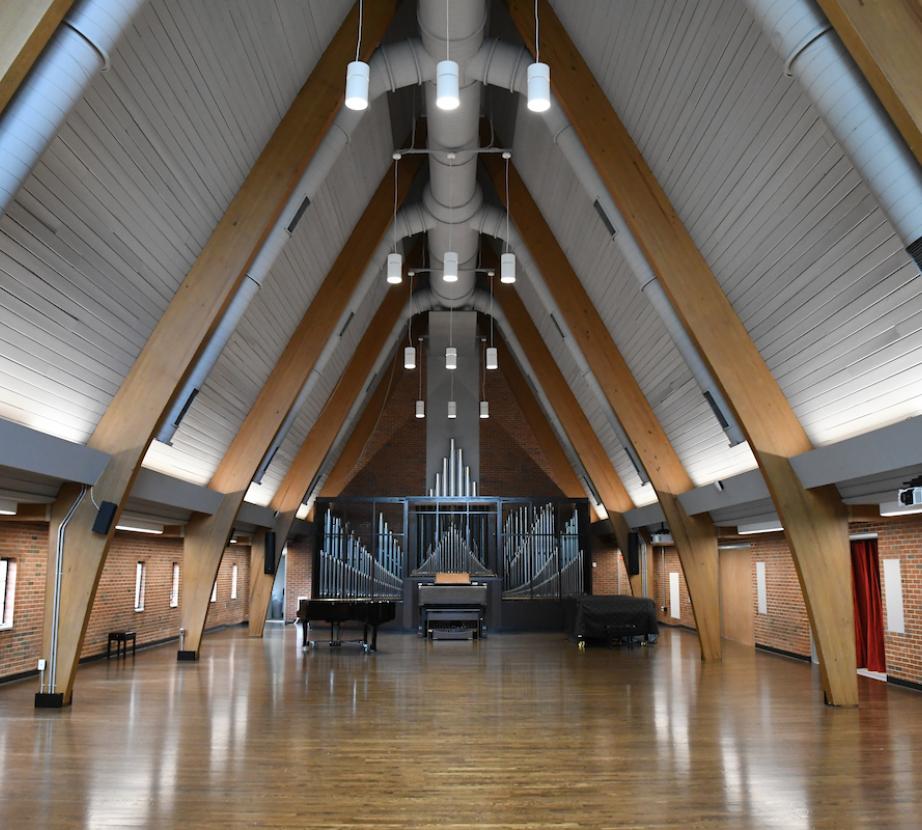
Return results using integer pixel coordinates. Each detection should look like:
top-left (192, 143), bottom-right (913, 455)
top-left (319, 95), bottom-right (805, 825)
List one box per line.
top-left (297, 599), bottom-right (396, 652)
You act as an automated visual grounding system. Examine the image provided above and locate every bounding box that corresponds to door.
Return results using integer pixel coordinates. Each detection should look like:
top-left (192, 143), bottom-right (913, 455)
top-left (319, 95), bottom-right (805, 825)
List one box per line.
top-left (720, 548), bottom-right (754, 646)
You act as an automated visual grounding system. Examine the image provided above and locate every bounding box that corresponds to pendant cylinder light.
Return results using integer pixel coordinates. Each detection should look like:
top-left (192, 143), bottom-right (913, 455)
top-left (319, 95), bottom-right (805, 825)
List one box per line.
top-left (443, 251), bottom-right (459, 282)
top-left (480, 400), bottom-right (490, 419)
top-left (445, 347), bottom-right (458, 370)
top-left (415, 399), bottom-right (425, 419)
top-left (527, 62), bottom-right (551, 112)
top-left (345, 61), bottom-right (370, 111)
top-left (447, 400), bottom-right (457, 419)
top-left (404, 346), bottom-right (416, 369)
top-left (501, 252), bottom-right (516, 284)
top-left (387, 252), bottom-right (403, 284)
top-left (436, 60), bottom-right (460, 110)
top-left (485, 346), bottom-right (498, 370)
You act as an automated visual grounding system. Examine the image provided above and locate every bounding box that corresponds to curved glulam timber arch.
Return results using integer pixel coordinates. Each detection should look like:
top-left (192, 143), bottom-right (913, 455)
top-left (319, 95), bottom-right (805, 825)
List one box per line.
top-left (37, 1), bottom-right (398, 706)
top-left (485, 155), bottom-right (721, 661)
top-left (505, 0), bottom-right (857, 704)
top-left (178, 156), bottom-right (421, 659)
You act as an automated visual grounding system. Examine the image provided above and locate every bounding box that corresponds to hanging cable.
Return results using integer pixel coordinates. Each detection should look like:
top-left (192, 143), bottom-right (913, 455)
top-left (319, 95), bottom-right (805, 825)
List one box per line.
top-left (534, 0), bottom-right (539, 62)
top-left (356, 0), bottom-right (363, 61)
top-left (504, 153), bottom-right (510, 253)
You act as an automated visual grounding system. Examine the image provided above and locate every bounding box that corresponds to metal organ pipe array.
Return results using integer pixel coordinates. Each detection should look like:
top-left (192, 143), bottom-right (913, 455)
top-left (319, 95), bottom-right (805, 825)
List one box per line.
top-left (429, 438), bottom-right (477, 497)
top-left (502, 504), bottom-right (583, 599)
top-left (317, 508), bottom-right (403, 599)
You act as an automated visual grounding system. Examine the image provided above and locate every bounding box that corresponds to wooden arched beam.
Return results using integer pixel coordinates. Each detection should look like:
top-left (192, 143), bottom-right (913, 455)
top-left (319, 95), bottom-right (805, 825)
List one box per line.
top-left (178, 159), bottom-right (420, 657)
top-left (37, 2), bottom-right (398, 706)
top-left (497, 286), bottom-right (634, 565)
top-left (485, 155), bottom-right (721, 658)
top-left (506, 0), bottom-right (856, 704)
top-left (318, 349), bottom-right (402, 499)
top-left (495, 338), bottom-right (584, 499)
top-left (0, 0), bottom-right (74, 116)
top-left (816, 0), bottom-right (922, 165)
top-left (247, 280), bottom-right (410, 630)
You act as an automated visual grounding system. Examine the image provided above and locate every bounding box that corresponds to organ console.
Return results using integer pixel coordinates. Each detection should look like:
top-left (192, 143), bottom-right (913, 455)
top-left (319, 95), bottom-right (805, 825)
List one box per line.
top-left (418, 573), bottom-right (488, 640)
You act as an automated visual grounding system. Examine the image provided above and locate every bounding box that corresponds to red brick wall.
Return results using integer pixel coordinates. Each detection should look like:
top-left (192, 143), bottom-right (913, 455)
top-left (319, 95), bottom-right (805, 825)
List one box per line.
top-left (591, 545), bottom-right (630, 595)
top-left (284, 537), bottom-right (314, 623)
top-left (339, 356), bottom-right (564, 499)
top-left (749, 534), bottom-right (812, 657)
top-left (0, 522), bottom-right (251, 681)
top-left (652, 547), bottom-right (696, 628)
top-left (479, 367), bottom-right (564, 498)
top-left (0, 522), bottom-right (46, 678)
top-left (341, 365), bottom-right (427, 497)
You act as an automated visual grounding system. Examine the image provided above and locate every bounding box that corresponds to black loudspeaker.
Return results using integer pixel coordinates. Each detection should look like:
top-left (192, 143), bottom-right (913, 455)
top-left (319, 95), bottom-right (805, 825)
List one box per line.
top-left (91, 501), bottom-right (118, 535)
top-left (264, 532), bottom-right (277, 575)
top-left (626, 532), bottom-right (641, 577)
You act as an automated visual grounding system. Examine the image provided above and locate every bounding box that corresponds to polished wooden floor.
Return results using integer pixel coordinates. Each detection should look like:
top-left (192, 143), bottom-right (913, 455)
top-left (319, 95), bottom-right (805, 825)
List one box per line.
top-left (1, 626), bottom-right (921, 829)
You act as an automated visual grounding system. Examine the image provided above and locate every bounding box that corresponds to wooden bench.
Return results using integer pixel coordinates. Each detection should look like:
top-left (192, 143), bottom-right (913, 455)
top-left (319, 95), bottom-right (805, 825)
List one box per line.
top-left (106, 631), bottom-right (137, 659)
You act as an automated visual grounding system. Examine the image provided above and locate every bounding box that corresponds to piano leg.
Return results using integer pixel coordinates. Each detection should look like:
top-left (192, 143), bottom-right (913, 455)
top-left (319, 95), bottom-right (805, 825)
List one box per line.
top-left (370, 624), bottom-right (379, 652)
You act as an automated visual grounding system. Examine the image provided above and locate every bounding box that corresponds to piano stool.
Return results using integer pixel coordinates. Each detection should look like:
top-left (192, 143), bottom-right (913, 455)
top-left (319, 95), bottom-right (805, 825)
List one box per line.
top-left (106, 631), bottom-right (137, 659)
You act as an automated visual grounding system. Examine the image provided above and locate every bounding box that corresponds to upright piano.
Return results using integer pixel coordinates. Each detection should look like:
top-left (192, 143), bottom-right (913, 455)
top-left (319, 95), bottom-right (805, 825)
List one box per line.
top-left (297, 598), bottom-right (396, 652)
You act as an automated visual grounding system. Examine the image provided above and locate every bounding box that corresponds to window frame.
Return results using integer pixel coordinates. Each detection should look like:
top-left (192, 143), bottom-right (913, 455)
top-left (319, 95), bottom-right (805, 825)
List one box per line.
top-left (169, 562), bottom-right (180, 608)
top-left (0, 557), bottom-right (16, 630)
top-left (231, 563), bottom-right (238, 600)
top-left (134, 561), bottom-right (146, 612)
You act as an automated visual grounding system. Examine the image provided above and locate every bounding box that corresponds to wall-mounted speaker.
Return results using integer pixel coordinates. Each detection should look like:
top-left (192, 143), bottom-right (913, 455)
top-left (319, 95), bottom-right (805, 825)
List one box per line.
top-left (91, 501), bottom-right (118, 535)
top-left (626, 531), bottom-right (641, 577)
top-left (264, 531), bottom-right (277, 575)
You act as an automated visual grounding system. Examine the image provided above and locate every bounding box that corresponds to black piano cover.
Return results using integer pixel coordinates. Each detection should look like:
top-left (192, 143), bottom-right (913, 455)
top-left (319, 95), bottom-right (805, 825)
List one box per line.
top-left (568, 595), bottom-right (659, 640)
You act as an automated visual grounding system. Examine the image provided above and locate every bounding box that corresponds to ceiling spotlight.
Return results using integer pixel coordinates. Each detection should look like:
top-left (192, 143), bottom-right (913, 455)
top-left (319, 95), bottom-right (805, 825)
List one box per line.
top-left (387, 252), bottom-right (403, 284)
top-left (486, 346), bottom-right (498, 370)
top-left (415, 399), bottom-right (426, 419)
top-left (527, 62), bottom-right (551, 112)
top-left (447, 400), bottom-right (457, 419)
top-left (436, 60), bottom-right (460, 110)
top-left (480, 400), bottom-right (490, 419)
top-left (404, 346), bottom-right (416, 370)
top-left (345, 60), bottom-right (369, 111)
top-left (443, 251), bottom-right (459, 282)
top-left (501, 252), bottom-right (516, 284)
top-left (446, 347), bottom-right (457, 370)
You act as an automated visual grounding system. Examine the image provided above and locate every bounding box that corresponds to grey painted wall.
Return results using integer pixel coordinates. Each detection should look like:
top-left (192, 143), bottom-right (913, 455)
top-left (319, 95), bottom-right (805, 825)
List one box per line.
top-left (425, 311), bottom-right (480, 492)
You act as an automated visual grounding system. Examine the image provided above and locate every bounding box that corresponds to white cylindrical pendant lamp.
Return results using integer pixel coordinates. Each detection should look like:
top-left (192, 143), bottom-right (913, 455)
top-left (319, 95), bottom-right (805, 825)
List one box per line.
top-left (480, 400), bottom-right (490, 419)
top-left (345, 61), bottom-right (370, 111)
top-left (527, 62), bottom-right (551, 112)
top-left (436, 60), bottom-right (460, 110)
top-left (501, 252), bottom-right (516, 284)
top-left (485, 346), bottom-right (498, 370)
top-left (447, 400), bottom-right (457, 419)
top-left (387, 252), bottom-right (403, 284)
top-left (415, 399), bottom-right (425, 419)
top-left (443, 251), bottom-right (459, 282)
top-left (404, 346), bottom-right (416, 369)
top-left (445, 347), bottom-right (458, 370)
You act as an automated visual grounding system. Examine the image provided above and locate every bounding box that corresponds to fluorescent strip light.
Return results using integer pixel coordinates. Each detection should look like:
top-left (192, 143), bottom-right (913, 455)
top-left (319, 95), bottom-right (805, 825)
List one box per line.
top-left (738, 522), bottom-right (783, 535)
top-left (116, 520), bottom-right (164, 535)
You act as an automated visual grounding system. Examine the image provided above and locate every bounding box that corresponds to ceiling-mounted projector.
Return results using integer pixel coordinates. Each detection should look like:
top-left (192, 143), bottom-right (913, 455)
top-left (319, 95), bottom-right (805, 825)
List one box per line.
top-left (898, 475), bottom-right (922, 506)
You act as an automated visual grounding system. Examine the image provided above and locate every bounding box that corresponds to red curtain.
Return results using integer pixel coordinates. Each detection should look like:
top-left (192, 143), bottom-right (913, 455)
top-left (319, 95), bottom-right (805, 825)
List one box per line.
top-left (851, 539), bottom-right (886, 673)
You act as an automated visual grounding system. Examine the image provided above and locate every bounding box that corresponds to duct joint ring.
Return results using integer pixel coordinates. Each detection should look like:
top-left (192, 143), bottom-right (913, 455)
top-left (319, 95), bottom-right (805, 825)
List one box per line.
top-left (784, 24), bottom-right (832, 77)
top-left (62, 19), bottom-right (112, 71)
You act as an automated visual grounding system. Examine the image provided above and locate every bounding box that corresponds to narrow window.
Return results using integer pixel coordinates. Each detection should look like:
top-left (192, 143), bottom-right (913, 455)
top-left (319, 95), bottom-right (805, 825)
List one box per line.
top-left (0, 558), bottom-right (16, 629)
top-left (882, 559), bottom-right (905, 634)
top-left (231, 563), bottom-right (238, 600)
top-left (756, 562), bottom-right (768, 615)
top-left (668, 572), bottom-right (680, 619)
top-left (134, 562), bottom-right (146, 611)
top-left (170, 562), bottom-right (180, 608)
top-left (210, 579), bottom-right (217, 603)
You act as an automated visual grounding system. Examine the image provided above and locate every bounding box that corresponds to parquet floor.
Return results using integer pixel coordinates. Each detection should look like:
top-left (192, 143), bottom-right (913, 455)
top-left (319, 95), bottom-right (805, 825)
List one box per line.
top-left (1, 625), bottom-right (921, 829)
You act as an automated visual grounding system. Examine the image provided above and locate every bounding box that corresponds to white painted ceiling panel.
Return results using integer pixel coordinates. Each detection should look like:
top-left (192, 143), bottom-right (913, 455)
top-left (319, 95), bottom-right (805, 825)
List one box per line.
top-left (0, 0), bottom-right (352, 448)
top-left (549, 0), bottom-right (922, 449)
top-left (510, 97), bottom-right (757, 488)
top-left (143, 99), bottom-right (395, 485)
top-left (246, 275), bottom-right (397, 507)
